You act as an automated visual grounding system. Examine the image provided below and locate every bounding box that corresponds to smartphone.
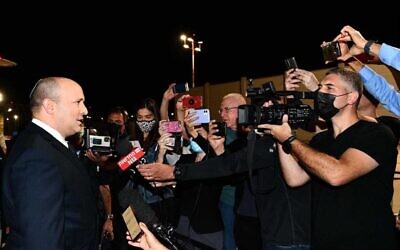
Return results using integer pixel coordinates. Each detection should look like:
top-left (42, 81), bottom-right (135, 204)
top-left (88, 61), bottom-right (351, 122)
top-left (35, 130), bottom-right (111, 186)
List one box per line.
top-left (182, 96), bottom-right (203, 109)
top-left (173, 82), bottom-right (189, 94)
top-left (161, 121), bottom-right (182, 133)
top-left (321, 41), bottom-right (341, 62)
top-left (284, 57), bottom-right (298, 70)
top-left (191, 108), bottom-right (210, 124)
top-left (165, 134), bottom-right (183, 154)
top-left (213, 121), bottom-right (226, 137)
top-left (122, 205), bottom-right (143, 241)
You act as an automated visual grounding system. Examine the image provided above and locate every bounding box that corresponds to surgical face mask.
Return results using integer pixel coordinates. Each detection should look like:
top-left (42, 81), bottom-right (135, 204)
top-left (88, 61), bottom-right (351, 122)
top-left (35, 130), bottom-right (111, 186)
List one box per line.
top-left (190, 139), bottom-right (204, 154)
top-left (315, 91), bottom-right (350, 120)
top-left (136, 120), bottom-right (156, 133)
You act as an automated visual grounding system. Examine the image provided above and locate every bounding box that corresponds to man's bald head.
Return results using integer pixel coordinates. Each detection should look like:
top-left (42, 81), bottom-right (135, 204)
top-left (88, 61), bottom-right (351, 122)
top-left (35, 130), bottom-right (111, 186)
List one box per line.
top-left (30, 77), bottom-right (64, 114)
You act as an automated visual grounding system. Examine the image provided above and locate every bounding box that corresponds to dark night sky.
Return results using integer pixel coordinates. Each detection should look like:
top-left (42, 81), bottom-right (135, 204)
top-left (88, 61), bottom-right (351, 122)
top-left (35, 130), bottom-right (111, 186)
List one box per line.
top-left (0, 5), bottom-right (399, 119)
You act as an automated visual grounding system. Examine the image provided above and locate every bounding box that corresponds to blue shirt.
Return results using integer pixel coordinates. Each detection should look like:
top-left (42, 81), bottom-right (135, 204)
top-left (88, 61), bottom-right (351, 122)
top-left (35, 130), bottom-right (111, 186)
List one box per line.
top-left (359, 43), bottom-right (400, 116)
top-left (379, 43), bottom-right (400, 70)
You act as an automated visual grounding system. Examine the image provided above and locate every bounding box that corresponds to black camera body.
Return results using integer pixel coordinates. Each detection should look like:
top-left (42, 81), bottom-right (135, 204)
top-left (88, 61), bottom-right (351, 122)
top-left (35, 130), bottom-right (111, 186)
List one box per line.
top-left (238, 104), bottom-right (314, 129)
top-left (84, 122), bottom-right (120, 154)
top-left (246, 80), bottom-right (276, 102)
top-left (242, 80), bottom-right (315, 129)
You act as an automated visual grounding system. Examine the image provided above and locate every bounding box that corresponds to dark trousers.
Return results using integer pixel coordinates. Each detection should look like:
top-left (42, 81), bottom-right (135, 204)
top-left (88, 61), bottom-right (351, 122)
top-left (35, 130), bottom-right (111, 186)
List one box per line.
top-left (235, 214), bottom-right (262, 250)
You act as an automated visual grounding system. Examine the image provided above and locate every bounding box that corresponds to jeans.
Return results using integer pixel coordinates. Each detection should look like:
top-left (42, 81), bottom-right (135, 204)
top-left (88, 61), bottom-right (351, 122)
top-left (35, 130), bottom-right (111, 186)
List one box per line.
top-left (219, 201), bottom-right (236, 250)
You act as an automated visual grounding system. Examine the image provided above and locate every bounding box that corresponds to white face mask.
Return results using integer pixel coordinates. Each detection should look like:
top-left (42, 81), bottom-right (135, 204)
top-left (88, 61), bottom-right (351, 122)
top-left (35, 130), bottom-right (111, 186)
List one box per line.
top-left (136, 120), bottom-right (156, 133)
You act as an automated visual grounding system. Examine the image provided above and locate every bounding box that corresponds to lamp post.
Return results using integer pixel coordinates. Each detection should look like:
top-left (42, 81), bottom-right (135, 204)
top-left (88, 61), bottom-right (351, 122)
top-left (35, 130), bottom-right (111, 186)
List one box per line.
top-left (180, 34), bottom-right (203, 88)
top-left (0, 91), bottom-right (4, 137)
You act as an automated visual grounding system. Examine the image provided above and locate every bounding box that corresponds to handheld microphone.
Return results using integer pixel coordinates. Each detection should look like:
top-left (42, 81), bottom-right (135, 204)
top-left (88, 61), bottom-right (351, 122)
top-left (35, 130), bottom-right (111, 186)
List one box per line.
top-left (117, 147), bottom-right (145, 171)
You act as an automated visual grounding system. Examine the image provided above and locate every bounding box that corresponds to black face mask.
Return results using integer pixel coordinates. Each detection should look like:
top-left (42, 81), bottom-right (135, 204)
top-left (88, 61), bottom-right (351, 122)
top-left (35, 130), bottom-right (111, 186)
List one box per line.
top-left (315, 91), bottom-right (350, 121)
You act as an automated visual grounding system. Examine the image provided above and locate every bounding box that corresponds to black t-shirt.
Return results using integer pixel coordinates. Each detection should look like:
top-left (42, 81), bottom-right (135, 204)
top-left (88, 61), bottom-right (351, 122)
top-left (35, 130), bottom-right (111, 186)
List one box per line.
top-left (309, 120), bottom-right (398, 249)
top-left (377, 115), bottom-right (400, 142)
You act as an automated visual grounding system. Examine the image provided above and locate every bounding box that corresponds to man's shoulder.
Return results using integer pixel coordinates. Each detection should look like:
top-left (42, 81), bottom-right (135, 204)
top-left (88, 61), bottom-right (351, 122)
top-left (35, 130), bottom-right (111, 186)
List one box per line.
top-left (311, 129), bottom-right (331, 141)
top-left (377, 116), bottom-right (400, 140)
top-left (358, 119), bottom-right (394, 134)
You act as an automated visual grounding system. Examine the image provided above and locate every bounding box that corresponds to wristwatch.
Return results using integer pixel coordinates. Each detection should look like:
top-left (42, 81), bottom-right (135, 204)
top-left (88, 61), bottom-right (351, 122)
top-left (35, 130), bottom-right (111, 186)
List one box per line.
top-left (364, 40), bottom-right (376, 55)
top-left (282, 135), bottom-right (296, 154)
top-left (106, 213), bottom-right (114, 220)
top-left (173, 165), bottom-right (182, 178)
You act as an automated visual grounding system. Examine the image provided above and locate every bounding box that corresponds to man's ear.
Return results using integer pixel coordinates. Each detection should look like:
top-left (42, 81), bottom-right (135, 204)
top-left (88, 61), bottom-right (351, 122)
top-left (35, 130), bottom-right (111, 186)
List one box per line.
top-left (348, 92), bottom-right (360, 106)
top-left (42, 98), bottom-right (56, 114)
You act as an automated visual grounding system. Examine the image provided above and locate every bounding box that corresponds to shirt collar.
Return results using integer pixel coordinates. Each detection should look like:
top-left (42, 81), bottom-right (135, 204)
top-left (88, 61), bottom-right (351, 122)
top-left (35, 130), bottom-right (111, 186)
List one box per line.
top-left (32, 118), bottom-right (69, 148)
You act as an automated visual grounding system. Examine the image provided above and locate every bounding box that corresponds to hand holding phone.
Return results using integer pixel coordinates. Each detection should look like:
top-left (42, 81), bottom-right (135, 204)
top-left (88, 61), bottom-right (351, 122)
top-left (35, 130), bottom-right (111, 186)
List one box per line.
top-left (190, 109), bottom-right (210, 124)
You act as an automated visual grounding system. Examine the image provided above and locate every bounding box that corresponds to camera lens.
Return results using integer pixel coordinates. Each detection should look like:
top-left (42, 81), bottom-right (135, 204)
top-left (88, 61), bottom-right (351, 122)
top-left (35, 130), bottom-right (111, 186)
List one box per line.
top-left (189, 98), bottom-right (195, 105)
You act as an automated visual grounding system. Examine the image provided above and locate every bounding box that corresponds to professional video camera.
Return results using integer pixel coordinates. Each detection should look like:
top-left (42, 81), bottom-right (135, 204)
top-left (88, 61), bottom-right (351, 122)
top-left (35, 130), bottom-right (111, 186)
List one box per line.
top-left (238, 79), bottom-right (316, 129)
top-left (84, 121), bottom-right (120, 154)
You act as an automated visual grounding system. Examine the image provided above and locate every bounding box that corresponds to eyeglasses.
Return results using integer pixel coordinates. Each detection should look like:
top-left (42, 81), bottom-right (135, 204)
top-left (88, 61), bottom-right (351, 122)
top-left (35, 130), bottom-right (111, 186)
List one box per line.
top-left (218, 106), bottom-right (238, 114)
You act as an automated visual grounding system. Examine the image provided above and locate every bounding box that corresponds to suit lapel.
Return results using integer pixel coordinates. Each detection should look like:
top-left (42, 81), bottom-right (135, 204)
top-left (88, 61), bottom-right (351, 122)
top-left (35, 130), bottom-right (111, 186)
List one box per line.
top-left (28, 123), bottom-right (95, 193)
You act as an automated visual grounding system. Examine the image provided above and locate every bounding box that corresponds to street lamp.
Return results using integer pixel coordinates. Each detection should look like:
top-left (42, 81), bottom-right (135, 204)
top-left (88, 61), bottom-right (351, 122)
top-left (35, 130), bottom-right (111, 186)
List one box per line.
top-left (180, 34), bottom-right (203, 88)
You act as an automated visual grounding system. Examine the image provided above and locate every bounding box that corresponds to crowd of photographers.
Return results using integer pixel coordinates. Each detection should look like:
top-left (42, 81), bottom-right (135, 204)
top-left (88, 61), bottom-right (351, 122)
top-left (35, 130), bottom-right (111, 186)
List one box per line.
top-left (133, 25), bottom-right (400, 250)
top-left (1, 25), bottom-right (400, 250)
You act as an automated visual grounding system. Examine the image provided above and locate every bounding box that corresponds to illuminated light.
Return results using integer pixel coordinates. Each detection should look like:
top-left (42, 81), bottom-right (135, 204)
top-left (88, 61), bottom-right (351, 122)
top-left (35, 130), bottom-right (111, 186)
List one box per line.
top-left (180, 33), bottom-right (204, 88)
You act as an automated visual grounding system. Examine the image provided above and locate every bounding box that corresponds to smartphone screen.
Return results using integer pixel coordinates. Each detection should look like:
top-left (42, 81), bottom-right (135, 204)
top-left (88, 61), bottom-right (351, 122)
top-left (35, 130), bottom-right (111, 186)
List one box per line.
top-left (321, 41), bottom-right (341, 62)
top-left (173, 82), bottom-right (189, 93)
top-left (122, 205), bottom-right (143, 240)
top-left (284, 57), bottom-right (298, 70)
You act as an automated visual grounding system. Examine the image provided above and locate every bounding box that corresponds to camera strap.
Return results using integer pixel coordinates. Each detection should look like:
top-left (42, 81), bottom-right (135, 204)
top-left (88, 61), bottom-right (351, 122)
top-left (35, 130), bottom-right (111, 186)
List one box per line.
top-left (246, 129), bottom-right (257, 194)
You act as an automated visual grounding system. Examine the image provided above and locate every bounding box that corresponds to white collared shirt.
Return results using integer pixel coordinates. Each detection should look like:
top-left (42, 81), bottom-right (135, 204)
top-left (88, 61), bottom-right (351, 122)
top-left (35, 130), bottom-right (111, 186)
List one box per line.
top-left (32, 118), bottom-right (69, 148)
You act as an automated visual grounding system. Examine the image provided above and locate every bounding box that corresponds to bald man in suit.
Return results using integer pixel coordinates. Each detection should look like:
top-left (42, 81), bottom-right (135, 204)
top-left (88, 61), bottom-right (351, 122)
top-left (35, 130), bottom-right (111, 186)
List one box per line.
top-left (1, 77), bottom-right (98, 249)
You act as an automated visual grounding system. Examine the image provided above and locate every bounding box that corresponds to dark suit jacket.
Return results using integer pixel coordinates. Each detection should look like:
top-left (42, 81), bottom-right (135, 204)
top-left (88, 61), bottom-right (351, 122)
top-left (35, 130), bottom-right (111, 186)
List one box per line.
top-left (1, 122), bottom-right (98, 249)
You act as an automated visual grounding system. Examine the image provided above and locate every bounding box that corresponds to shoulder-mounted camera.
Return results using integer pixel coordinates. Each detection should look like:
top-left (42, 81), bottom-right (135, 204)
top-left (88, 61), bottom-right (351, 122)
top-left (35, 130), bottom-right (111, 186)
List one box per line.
top-left (238, 79), bottom-right (316, 129)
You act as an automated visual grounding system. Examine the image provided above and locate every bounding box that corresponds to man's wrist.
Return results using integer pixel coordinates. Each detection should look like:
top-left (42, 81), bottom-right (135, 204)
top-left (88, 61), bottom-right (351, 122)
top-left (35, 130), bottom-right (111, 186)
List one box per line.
top-left (106, 213), bottom-right (114, 220)
top-left (173, 165), bottom-right (182, 179)
top-left (282, 135), bottom-right (297, 154)
top-left (364, 40), bottom-right (376, 55)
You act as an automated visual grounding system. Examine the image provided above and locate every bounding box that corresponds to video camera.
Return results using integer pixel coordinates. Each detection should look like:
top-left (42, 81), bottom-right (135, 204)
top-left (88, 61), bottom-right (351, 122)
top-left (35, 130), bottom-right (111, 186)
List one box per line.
top-left (84, 122), bottom-right (120, 154)
top-left (238, 79), bottom-right (315, 129)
